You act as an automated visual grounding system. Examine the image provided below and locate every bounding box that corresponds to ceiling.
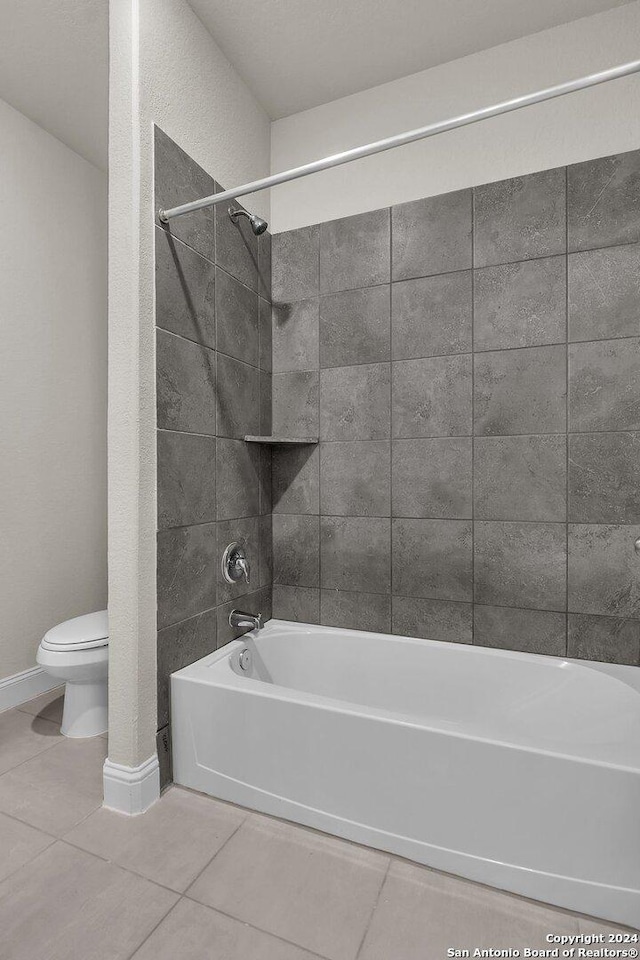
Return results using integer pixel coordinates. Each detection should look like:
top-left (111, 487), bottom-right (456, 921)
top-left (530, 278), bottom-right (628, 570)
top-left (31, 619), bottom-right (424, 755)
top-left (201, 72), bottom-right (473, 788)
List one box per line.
top-left (189, 0), bottom-right (631, 119)
top-left (0, 0), bottom-right (630, 170)
top-left (0, 0), bottom-right (108, 170)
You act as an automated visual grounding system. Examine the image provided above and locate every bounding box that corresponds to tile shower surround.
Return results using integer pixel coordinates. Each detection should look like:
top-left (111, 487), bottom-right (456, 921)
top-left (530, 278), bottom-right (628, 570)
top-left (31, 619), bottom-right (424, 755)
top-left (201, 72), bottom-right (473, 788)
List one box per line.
top-left (270, 148), bottom-right (640, 668)
top-left (154, 128), bottom-right (273, 783)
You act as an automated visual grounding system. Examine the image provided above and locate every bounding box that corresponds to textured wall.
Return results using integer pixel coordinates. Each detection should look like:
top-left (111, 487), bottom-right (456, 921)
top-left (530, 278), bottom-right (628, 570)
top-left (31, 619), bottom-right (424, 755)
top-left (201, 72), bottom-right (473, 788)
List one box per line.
top-left (155, 128), bottom-right (272, 785)
top-left (271, 148), bottom-right (640, 667)
top-left (0, 96), bottom-right (107, 680)
top-left (271, 2), bottom-right (640, 232)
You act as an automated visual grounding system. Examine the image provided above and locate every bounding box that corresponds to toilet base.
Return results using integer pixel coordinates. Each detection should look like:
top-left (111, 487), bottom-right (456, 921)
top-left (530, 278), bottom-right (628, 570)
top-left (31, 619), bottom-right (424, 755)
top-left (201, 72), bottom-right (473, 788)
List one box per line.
top-left (61, 679), bottom-right (108, 738)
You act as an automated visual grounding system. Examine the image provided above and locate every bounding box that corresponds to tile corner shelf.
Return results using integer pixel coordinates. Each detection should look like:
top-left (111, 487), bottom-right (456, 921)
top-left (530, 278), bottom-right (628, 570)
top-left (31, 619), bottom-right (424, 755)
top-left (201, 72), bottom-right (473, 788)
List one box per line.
top-left (244, 435), bottom-right (318, 446)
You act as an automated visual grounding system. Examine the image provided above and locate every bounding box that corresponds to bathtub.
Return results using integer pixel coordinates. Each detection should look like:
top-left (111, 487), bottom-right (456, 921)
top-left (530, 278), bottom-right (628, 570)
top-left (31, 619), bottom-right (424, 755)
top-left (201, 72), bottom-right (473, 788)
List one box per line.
top-left (171, 619), bottom-right (640, 927)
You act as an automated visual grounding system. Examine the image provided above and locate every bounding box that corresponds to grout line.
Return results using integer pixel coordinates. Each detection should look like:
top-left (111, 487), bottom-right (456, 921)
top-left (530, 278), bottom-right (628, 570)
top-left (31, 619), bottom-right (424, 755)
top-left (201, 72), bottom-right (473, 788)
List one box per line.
top-left (182, 814), bottom-right (249, 895)
top-left (121, 898), bottom-right (183, 960)
top-left (355, 858), bottom-right (392, 960)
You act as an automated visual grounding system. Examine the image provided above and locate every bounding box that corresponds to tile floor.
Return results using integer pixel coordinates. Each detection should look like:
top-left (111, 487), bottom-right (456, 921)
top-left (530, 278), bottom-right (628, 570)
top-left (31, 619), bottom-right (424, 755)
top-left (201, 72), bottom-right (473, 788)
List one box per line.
top-left (0, 690), bottom-right (636, 960)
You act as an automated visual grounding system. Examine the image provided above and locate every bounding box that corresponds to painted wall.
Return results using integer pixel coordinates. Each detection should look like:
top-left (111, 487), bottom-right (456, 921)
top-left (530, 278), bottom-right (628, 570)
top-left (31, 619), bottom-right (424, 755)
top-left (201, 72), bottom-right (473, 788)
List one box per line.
top-left (0, 96), bottom-right (107, 679)
top-left (270, 149), bottom-right (640, 666)
top-left (270, 2), bottom-right (640, 232)
top-left (108, 0), bottom-right (271, 771)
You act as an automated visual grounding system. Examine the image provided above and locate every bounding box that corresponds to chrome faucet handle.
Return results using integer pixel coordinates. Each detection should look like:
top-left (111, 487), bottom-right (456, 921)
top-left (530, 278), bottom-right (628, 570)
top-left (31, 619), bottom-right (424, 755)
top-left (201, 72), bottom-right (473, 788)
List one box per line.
top-left (222, 542), bottom-right (251, 584)
top-left (236, 555), bottom-right (250, 584)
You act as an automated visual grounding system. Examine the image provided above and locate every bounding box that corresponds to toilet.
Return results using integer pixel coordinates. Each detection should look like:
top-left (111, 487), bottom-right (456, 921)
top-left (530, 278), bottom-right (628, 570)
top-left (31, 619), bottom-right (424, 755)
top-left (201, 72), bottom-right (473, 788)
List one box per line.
top-left (36, 611), bottom-right (108, 738)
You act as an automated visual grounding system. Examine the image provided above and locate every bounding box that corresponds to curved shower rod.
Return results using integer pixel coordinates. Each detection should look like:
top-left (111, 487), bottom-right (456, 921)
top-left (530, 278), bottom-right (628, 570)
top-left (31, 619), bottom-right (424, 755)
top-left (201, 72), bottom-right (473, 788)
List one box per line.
top-left (158, 59), bottom-right (640, 223)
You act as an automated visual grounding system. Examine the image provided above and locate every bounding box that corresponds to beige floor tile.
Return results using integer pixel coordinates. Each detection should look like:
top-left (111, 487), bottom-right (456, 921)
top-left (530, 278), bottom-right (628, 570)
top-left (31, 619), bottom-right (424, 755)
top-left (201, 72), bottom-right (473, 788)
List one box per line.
top-left (0, 709), bottom-right (61, 775)
top-left (0, 810), bottom-right (53, 882)
top-left (359, 860), bottom-right (580, 960)
top-left (66, 786), bottom-right (246, 891)
top-left (0, 736), bottom-right (107, 835)
top-left (131, 896), bottom-right (324, 960)
top-left (17, 688), bottom-right (65, 724)
top-left (188, 813), bottom-right (389, 960)
top-left (0, 840), bottom-right (177, 960)
top-left (579, 918), bottom-right (640, 935)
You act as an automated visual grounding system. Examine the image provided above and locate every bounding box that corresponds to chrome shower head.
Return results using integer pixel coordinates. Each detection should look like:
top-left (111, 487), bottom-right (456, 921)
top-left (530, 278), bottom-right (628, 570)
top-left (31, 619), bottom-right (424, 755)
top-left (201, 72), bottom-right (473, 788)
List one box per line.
top-left (228, 205), bottom-right (268, 236)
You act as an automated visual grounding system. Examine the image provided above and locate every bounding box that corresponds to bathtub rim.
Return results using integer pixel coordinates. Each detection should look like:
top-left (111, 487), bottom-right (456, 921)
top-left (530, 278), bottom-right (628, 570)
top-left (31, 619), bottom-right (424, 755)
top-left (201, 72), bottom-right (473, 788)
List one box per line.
top-left (171, 619), bottom-right (640, 773)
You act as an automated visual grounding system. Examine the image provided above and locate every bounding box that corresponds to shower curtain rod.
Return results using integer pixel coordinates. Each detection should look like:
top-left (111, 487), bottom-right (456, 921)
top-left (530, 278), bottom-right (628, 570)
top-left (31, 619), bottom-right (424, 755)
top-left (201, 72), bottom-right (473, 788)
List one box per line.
top-left (158, 59), bottom-right (640, 223)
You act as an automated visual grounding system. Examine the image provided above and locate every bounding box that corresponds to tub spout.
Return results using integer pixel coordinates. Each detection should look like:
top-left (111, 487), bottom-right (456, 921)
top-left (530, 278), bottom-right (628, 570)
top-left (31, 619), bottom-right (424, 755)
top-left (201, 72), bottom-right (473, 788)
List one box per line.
top-left (229, 610), bottom-right (263, 631)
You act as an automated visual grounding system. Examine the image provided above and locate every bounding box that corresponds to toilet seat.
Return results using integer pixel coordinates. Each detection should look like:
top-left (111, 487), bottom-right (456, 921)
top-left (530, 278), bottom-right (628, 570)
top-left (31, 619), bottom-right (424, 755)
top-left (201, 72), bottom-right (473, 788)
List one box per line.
top-left (41, 610), bottom-right (109, 652)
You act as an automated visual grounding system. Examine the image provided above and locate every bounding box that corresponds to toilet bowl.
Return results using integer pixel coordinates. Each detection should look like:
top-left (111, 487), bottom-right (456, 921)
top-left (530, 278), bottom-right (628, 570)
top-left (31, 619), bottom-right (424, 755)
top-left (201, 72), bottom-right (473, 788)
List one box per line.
top-left (36, 611), bottom-right (108, 738)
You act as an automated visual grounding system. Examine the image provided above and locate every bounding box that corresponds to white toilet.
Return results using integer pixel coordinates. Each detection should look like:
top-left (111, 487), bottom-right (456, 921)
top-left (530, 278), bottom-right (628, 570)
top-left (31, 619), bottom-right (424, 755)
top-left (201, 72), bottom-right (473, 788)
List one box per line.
top-left (36, 611), bottom-right (108, 738)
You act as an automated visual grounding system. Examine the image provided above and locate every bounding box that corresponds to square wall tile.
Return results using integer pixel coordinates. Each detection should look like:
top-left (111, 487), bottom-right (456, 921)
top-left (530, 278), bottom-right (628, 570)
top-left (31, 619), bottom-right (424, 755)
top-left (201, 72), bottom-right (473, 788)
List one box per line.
top-left (568, 243), bottom-right (640, 342)
top-left (320, 517), bottom-right (391, 594)
top-left (216, 517), bottom-right (260, 604)
top-left (157, 431), bottom-right (216, 529)
top-left (258, 514), bottom-right (272, 587)
top-left (157, 523), bottom-right (218, 628)
top-left (320, 364), bottom-right (390, 440)
top-left (474, 435), bottom-right (566, 522)
top-left (474, 344), bottom-right (566, 437)
top-left (474, 605), bottom-right (566, 657)
top-left (392, 190), bottom-right (472, 280)
top-left (156, 330), bottom-right (216, 435)
top-left (155, 127), bottom-right (215, 261)
top-left (320, 208), bottom-right (390, 293)
top-left (272, 444), bottom-right (319, 515)
top-left (568, 149), bottom-right (640, 251)
top-left (215, 268), bottom-right (259, 366)
top-left (391, 271), bottom-right (472, 360)
top-left (273, 299), bottom-right (319, 372)
top-left (320, 589), bottom-right (392, 633)
top-left (392, 438), bottom-right (472, 519)
top-left (272, 372), bottom-right (319, 437)
top-left (273, 515), bottom-right (319, 587)
top-left (569, 337), bottom-right (640, 432)
top-left (155, 229), bottom-right (216, 348)
top-left (392, 518), bottom-right (472, 602)
top-left (272, 584), bottom-right (320, 623)
top-left (568, 613), bottom-right (640, 666)
top-left (215, 438), bottom-right (262, 520)
top-left (157, 609), bottom-right (217, 728)
top-left (473, 256), bottom-right (566, 352)
top-left (474, 168), bottom-right (566, 267)
top-left (568, 523), bottom-right (640, 618)
top-left (216, 353), bottom-right (260, 438)
top-left (272, 225), bottom-right (320, 302)
top-left (569, 433), bottom-right (640, 523)
top-left (392, 355), bottom-right (472, 438)
top-left (392, 597), bottom-right (473, 644)
top-left (320, 286), bottom-right (390, 367)
top-left (320, 441), bottom-right (391, 517)
top-left (215, 195), bottom-right (259, 291)
top-left (474, 521), bottom-right (566, 611)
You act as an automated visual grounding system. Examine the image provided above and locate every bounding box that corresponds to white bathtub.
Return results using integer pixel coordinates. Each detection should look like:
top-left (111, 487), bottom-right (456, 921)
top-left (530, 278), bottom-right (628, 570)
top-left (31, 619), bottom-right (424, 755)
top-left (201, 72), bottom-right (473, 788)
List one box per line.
top-left (171, 619), bottom-right (640, 927)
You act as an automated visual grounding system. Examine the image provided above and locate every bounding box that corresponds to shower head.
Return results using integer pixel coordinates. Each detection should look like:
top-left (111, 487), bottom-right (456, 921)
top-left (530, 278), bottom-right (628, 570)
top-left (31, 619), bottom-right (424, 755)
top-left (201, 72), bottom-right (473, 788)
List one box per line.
top-left (228, 205), bottom-right (268, 236)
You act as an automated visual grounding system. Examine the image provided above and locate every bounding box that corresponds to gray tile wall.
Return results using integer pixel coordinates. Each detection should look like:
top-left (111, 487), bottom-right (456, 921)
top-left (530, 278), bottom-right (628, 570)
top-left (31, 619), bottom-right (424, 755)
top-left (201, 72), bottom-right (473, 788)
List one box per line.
top-left (270, 148), bottom-right (640, 669)
top-left (154, 128), bottom-right (273, 784)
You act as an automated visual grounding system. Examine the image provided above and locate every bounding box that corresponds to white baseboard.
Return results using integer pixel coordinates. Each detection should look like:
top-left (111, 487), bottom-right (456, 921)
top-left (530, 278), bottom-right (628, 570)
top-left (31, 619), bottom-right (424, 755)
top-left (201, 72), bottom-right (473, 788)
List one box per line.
top-left (0, 666), bottom-right (62, 713)
top-left (103, 755), bottom-right (160, 815)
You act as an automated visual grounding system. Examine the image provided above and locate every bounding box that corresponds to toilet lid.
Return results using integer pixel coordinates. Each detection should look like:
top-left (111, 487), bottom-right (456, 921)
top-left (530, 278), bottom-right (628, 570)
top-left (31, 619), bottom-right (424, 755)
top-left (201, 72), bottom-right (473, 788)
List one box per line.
top-left (41, 610), bottom-right (109, 651)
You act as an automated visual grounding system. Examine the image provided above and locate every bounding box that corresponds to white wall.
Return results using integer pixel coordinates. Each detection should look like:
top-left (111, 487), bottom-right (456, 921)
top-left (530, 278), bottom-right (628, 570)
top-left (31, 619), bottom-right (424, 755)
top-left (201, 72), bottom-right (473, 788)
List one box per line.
top-left (0, 96), bottom-right (107, 679)
top-left (108, 0), bottom-right (270, 770)
top-left (271, 2), bottom-right (640, 232)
